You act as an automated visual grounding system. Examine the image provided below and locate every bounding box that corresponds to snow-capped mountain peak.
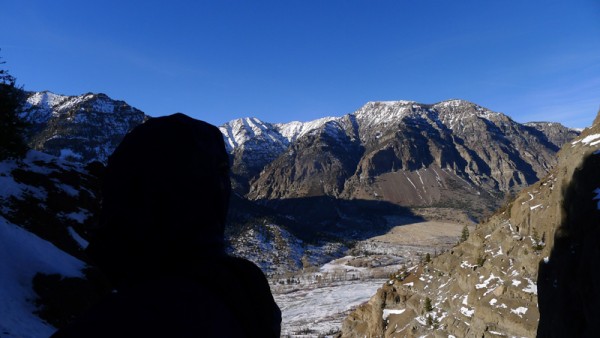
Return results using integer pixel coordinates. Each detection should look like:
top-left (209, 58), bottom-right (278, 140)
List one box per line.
top-left (219, 115), bottom-right (338, 152)
top-left (21, 91), bottom-right (148, 163)
top-left (352, 101), bottom-right (416, 128)
top-left (275, 116), bottom-right (338, 143)
top-left (26, 91), bottom-right (69, 109)
top-left (219, 117), bottom-right (288, 152)
top-left (433, 99), bottom-right (499, 117)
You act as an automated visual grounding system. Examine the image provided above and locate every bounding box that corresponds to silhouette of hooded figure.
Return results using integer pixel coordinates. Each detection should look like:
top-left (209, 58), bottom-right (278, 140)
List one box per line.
top-left (52, 113), bottom-right (281, 338)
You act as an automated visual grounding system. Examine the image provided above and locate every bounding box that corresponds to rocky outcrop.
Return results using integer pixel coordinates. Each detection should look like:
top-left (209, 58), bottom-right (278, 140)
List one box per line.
top-left (537, 144), bottom-right (600, 336)
top-left (340, 111), bottom-right (600, 337)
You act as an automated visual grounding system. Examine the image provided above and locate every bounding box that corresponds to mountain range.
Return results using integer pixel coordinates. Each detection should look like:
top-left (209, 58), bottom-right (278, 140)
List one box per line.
top-left (0, 89), bottom-right (595, 337)
top-left (14, 90), bottom-right (583, 274)
top-left (21, 91), bottom-right (579, 224)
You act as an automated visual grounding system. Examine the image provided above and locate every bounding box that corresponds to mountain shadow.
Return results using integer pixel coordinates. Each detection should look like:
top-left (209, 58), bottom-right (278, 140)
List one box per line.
top-left (537, 154), bottom-right (600, 337)
top-left (253, 196), bottom-right (425, 242)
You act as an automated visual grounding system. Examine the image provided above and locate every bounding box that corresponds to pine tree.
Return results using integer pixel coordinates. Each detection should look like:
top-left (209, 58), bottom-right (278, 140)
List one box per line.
top-left (460, 225), bottom-right (469, 242)
top-left (424, 297), bottom-right (433, 312)
top-left (0, 51), bottom-right (27, 160)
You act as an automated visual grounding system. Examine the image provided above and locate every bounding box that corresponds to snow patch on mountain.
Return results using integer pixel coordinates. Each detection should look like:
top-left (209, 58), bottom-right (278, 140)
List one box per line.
top-left (572, 133), bottom-right (600, 147)
top-left (26, 91), bottom-right (68, 110)
top-left (0, 151), bottom-right (71, 206)
top-left (21, 91), bottom-right (148, 163)
top-left (219, 117), bottom-right (287, 151)
top-left (275, 116), bottom-right (338, 143)
top-left (353, 101), bottom-right (414, 128)
top-left (219, 116), bottom-right (337, 153)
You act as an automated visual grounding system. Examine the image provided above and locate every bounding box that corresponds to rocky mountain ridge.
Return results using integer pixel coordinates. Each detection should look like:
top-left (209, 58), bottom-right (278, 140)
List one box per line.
top-left (19, 90), bottom-right (580, 243)
top-left (340, 110), bottom-right (600, 337)
top-left (20, 91), bottom-right (148, 163)
top-left (242, 99), bottom-right (579, 219)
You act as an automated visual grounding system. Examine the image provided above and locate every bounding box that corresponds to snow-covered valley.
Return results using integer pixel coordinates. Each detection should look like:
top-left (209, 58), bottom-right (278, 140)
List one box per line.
top-left (269, 221), bottom-right (468, 336)
top-left (273, 276), bottom-right (387, 337)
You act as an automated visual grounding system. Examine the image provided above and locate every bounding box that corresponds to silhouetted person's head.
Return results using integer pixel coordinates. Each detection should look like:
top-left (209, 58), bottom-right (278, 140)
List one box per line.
top-left (87, 113), bottom-right (231, 286)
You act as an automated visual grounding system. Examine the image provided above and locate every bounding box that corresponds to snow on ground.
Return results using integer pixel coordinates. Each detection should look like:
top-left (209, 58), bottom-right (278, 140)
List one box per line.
top-left (522, 278), bottom-right (538, 295)
top-left (0, 160), bottom-right (47, 203)
top-left (273, 278), bottom-right (385, 336)
top-left (55, 183), bottom-right (79, 197)
top-left (510, 307), bottom-right (528, 317)
top-left (572, 133), bottom-right (600, 146)
top-left (0, 216), bottom-right (85, 338)
top-left (530, 204), bottom-right (543, 211)
top-left (61, 209), bottom-right (90, 224)
top-left (460, 306), bottom-right (475, 317)
top-left (271, 255), bottom-right (394, 336)
top-left (67, 227), bottom-right (89, 249)
top-left (383, 309), bottom-right (405, 320)
top-left (319, 256), bottom-right (369, 274)
top-left (0, 151), bottom-right (81, 206)
top-left (593, 188), bottom-right (600, 210)
top-left (475, 273), bottom-right (500, 289)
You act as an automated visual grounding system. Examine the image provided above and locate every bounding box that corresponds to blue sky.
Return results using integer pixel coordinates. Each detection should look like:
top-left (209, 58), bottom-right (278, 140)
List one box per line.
top-left (2, 0), bottom-right (599, 128)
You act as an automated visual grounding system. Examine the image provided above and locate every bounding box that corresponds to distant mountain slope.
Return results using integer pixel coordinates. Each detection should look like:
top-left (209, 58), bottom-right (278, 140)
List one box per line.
top-left (218, 116), bottom-right (337, 192)
top-left (340, 109), bottom-right (600, 337)
top-left (246, 100), bottom-right (579, 218)
top-left (524, 121), bottom-right (581, 150)
top-left (20, 91), bottom-right (580, 227)
top-left (20, 91), bottom-right (148, 163)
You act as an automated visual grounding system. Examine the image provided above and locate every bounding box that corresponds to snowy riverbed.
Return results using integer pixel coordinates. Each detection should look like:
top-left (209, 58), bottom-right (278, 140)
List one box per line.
top-left (273, 278), bottom-right (386, 336)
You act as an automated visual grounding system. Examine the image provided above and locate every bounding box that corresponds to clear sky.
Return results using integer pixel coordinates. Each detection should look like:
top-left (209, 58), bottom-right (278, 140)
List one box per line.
top-left (2, 0), bottom-right (599, 128)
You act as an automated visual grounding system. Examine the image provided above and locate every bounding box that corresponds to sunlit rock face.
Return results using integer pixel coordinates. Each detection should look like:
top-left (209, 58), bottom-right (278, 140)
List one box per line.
top-left (240, 100), bottom-right (578, 218)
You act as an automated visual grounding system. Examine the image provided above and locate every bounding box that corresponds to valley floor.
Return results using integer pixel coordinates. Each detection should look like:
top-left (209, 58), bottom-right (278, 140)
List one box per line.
top-left (271, 220), bottom-right (469, 337)
top-left (274, 278), bottom-right (387, 337)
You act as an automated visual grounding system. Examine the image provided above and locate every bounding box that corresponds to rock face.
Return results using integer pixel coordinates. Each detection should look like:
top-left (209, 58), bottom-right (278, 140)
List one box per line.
top-left (219, 116), bottom-right (338, 193)
top-left (524, 122), bottom-right (581, 150)
top-left (241, 100), bottom-right (577, 218)
top-left (339, 111), bottom-right (600, 337)
top-left (20, 91), bottom-right (148, 163)
top-left (537, 142), bottom-right (600, 336)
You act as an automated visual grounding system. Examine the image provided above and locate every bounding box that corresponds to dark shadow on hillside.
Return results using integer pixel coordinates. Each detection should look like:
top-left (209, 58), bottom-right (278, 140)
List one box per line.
top-left (521, 125), bottom-right (561, 152)
top-left (238, 196), bottom-right (424, 243)
top-left (537, 154), bottom-right (600, 337)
